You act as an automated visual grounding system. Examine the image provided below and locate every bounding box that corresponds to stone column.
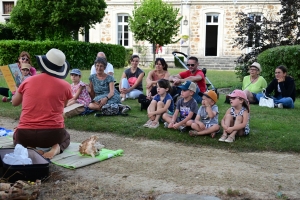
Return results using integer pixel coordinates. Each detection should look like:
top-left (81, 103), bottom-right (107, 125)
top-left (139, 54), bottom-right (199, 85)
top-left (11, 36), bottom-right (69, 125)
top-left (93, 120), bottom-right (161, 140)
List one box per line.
top-left (180, 3), bottom-right (190, 55)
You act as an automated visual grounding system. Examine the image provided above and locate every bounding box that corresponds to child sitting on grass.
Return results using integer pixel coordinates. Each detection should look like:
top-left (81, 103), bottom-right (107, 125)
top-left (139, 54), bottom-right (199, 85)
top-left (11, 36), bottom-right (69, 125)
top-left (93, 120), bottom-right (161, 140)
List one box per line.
top-left (143, 79), bottom-right (174, 129)
top-left (67, 69), bottom-right (91, 107)
top-left (187, 90), bottom-right (220, 138)
top-left (219, 89), bottom-right (250, 143)
top-left (162, 81), bottom-right (198, 132)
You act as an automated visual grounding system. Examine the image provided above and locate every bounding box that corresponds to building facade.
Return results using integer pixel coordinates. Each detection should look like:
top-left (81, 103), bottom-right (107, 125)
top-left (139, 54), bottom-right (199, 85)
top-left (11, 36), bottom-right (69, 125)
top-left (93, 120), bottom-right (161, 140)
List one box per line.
top-left (1, 0), bottom-right (281, 69)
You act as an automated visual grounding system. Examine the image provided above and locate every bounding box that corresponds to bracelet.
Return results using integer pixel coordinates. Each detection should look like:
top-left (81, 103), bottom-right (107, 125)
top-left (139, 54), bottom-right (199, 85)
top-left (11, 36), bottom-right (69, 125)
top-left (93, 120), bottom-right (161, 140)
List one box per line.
top-left (105, 96), bottom-right (109, 100)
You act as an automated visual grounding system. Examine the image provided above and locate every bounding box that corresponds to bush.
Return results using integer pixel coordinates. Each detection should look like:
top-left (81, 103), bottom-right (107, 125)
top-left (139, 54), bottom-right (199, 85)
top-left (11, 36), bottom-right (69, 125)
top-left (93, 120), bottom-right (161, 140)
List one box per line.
top-left (257, 45), bottom-right (300, 95)
top-left (0, 40), bottom-right (126, 69)
top-left (125, 48), bottom-right (133, 66)
top-left (174, 56), bottom-right (184, 68)
top-left (0, 23), bottom-right (15, 40)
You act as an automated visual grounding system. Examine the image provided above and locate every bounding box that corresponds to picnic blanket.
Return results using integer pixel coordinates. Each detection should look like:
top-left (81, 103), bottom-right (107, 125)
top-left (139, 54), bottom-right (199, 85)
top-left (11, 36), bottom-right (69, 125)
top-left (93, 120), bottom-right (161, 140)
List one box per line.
top-left (51, 143), bottom-right (123, 169)
top-left (0, 133), bottom-right (123, 169)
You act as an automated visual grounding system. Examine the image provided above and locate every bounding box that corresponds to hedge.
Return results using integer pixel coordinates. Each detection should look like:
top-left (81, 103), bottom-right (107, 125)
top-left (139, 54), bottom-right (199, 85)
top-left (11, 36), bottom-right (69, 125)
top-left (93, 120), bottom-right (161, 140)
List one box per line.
top-left (257, 45), bottom-right (300, 95)
top-left (0, 40), bottom-right (126, 70)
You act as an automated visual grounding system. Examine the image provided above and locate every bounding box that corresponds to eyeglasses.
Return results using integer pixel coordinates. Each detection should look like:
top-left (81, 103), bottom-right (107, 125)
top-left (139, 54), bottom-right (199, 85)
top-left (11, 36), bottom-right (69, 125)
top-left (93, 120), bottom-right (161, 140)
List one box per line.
top-left (22, 68), bottom-right (29, 71)
top-left (70, 74), bottom-right (79, 76)
top-left (21, 57), bottom-right (29, 61)
top-left (187, 64), bottom-right (195, 67)
top-left (249, 68), bottom-right (258, 71)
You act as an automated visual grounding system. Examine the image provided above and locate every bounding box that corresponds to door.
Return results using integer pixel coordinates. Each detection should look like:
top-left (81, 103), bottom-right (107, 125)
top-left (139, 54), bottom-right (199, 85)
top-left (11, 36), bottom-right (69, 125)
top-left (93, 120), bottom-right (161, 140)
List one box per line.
top-left (205, 14), bottom-right (219, 56)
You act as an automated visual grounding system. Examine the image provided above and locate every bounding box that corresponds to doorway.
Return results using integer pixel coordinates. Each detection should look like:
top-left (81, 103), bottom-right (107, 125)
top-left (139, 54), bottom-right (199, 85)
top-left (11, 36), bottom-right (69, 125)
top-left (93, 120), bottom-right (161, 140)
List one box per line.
top-left (205, 14), bottom-right (219, 56)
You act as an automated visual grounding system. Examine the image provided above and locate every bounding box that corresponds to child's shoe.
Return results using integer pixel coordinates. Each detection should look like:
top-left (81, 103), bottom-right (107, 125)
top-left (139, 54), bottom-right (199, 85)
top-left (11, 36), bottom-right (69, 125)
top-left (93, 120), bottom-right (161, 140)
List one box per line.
top-left (179, 126), bottom-right (187, 132)
top-left (219, 134), bottom-right (227, 142)
top-left (225, 135), bottom-right (235, 143)
top-left (2, 97), bottom-right (11, 102)
top-left (163, 122), bottom-right (169, 128)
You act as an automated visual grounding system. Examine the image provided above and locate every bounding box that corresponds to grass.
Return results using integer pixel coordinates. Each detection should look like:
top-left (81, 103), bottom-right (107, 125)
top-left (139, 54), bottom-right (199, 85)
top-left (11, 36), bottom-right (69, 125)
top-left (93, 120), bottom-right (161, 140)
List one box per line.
top-left (1, 68), bottom-right (300, 153)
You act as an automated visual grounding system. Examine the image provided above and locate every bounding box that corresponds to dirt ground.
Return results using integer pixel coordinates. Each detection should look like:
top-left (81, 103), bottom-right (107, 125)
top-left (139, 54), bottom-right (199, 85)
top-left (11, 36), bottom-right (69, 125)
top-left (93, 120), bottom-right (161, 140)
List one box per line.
top-left (1, 116), bottom-right (300, 200)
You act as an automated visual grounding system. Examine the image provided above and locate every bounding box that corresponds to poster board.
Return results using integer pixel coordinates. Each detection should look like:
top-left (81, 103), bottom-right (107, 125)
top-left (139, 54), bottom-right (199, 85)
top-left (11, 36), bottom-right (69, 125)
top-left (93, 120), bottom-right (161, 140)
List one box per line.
top-left (0, 64), bottom-right (22, 92)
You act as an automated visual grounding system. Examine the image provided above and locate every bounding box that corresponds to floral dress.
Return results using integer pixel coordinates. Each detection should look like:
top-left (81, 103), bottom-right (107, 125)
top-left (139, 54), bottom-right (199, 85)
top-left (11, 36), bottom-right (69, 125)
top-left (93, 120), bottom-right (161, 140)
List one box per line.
top-left (89, 74), bottom-right (121, 104)
top-left (71, 81), bottom-right (91, 107)
top-left (230, 106), bottom-right (250, 135)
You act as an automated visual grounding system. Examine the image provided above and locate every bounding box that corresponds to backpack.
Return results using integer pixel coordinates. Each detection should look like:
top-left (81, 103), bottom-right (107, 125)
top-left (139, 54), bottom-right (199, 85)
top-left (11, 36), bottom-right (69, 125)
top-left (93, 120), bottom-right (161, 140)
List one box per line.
top-left (138, 94), bottom-right (151, 111)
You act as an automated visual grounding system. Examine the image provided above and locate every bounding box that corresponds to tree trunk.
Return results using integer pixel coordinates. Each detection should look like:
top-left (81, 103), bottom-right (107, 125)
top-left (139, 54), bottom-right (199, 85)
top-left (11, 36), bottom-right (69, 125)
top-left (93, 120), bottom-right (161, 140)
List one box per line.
top-left (152, 43), bottom-right (156, 67)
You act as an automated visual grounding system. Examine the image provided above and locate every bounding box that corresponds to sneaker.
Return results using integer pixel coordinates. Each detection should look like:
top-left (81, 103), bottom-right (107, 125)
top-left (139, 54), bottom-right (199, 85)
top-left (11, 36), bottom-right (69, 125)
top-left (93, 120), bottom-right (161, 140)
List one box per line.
top-left (121, 105), bottom-right (131, 114)
top-left (2, 97), bottom-right (10, 102)
top-left (179, 126), bottom-right (187, 132)
top-left (277, 103), bottom-right (283, 109)
top-left (164, 122), bottom-right (169, 128)
top-left (121, 97), bottom-right (126, 102)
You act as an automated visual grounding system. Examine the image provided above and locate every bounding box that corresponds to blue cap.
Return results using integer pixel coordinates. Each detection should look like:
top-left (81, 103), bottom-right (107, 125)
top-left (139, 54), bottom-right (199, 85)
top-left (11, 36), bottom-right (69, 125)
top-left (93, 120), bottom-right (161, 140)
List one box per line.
top-left (70, 69), bottom-right (81, 76)
top-left (177, 81), bottom-right (196, 92)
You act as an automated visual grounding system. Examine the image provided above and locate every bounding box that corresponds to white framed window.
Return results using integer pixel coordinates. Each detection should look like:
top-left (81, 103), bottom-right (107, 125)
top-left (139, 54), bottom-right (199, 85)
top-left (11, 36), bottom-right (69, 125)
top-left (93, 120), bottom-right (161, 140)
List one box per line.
top-left (117, 14), bottom-right (129, 47)
top-left (206, 14), bottom-right (219, 24)
top-left (3, 1), bottom-right (14, 15)
top-left (246, 12), bottom-right (263, 52)
top-left (249, 13), bottom-right (263, 24)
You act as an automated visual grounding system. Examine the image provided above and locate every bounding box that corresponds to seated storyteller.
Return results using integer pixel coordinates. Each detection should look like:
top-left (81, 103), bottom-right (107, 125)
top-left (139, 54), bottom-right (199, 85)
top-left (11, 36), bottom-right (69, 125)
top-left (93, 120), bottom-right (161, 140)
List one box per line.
top-left (12, 48), bottom-right (72, 159)
top-left (169, 56), bottom-right (206, 103)
top-left (90, 52), bottom-right (114, 76)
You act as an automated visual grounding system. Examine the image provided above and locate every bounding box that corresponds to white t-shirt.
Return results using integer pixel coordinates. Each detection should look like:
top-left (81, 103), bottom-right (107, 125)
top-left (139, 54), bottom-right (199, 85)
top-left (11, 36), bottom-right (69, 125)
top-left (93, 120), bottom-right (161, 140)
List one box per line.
top-left (90, 62), bottom-right (114, 76)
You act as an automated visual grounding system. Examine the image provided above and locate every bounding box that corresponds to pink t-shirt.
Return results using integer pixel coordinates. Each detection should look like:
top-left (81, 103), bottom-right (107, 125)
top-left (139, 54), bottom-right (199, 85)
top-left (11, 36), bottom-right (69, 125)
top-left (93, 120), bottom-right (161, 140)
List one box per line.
top-left (179, 69), bottom-right (206, 92)
top-left (17, 73), bottom-right (73, 129)
top-left (71, 81), bottom-right (91, 107)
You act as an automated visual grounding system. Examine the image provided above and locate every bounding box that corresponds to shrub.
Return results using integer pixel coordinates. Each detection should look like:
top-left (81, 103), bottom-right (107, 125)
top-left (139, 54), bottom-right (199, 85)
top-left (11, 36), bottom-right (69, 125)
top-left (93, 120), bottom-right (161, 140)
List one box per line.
top-left (125, 48), bottom-right (133, 66)
top-left (257, 45), bottom-right (300, 95)
top-left (0, 40), bottom-right (126, 69)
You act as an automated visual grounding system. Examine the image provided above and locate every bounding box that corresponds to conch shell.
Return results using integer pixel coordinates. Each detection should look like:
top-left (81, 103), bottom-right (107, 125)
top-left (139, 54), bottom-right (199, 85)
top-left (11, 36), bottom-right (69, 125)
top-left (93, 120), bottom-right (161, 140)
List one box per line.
top-left (79, 135), bottom-right (104, 157)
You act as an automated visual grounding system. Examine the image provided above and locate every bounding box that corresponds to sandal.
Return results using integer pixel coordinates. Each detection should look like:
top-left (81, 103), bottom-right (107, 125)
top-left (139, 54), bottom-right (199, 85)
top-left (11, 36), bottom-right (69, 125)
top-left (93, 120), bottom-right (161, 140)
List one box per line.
top-left (189, 130), bottom-right (199, 137)
top-left (225, 135), bottom-right (235, 143)
top-left (149, 121), bottom-right (159, 129)
top-left (218, 134), bottom-right (227, 142)
top-left (143, 120), bottom-right (152, 127)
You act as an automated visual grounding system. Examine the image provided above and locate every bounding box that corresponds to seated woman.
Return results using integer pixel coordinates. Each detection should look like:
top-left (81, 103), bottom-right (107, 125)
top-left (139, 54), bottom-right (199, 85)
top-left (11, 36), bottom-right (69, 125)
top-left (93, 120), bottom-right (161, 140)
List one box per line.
top-left (1, 51), bottom-right (37, 102)
top-left (242, 62), bottom-right (267, 104)
top-left (256, 65), bottom-right (295, 109)
top-left (146, 57), bottom-right (170, 98)
top-left (119, 55), bottom-right (145, 101)
top-left (12, 48), bottom-right (72, 159)
top-left (88, 57), bottom-right (121, 111)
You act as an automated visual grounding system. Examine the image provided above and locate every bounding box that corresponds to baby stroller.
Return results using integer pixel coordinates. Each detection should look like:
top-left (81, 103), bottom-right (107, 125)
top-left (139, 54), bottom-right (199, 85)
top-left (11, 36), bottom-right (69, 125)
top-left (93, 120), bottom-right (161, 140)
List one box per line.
top-left (172, 51), bottom-right (219, 99)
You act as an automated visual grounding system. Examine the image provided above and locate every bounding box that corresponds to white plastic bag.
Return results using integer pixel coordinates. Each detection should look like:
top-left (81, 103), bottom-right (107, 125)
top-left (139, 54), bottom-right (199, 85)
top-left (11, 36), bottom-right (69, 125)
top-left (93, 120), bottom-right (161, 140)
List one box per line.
top-left (3, 144), bottom-right (32, 165)
top-left (259, 91), bottom-right (274, 108)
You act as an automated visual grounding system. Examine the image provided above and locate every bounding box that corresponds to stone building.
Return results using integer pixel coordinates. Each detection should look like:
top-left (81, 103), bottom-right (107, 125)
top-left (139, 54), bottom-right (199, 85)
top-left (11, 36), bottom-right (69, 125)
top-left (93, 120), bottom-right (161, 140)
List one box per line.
top-left (1, 0), bottom-right (281, 69)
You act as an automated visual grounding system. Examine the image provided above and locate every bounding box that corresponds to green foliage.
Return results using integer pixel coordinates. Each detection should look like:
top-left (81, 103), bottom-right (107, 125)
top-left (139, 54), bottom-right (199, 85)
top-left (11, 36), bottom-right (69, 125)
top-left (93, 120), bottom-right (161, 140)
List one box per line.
top-left (0, 40), bottom-right (126, 69)
top-left (9, 0), bottom-right (107, 41)
top-left (129, 0), bottom-right (182, 48)
top-left (257, 45), bottom-right (300, 95)
top-left (125, 48), bottom-right (133, 66)
top-left (174, 56), bottom-right (184, 68)
top-left (0, 23), bottom-right (15, 40)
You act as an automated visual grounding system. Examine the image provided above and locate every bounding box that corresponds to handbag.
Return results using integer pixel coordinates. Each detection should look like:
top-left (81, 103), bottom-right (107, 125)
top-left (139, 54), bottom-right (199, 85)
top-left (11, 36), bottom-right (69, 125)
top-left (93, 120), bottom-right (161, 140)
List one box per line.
top-left (259, 91), bottom-right (274, 108)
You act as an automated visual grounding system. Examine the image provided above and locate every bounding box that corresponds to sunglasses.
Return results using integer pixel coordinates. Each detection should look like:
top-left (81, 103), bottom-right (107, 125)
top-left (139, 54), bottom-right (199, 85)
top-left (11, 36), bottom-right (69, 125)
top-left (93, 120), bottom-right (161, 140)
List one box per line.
top-left (21, 57), bottom-right (29, 61)
top-left (22, 68), bottom-right (29, 71)
top-left (186, 64), bottom-right (195, 67)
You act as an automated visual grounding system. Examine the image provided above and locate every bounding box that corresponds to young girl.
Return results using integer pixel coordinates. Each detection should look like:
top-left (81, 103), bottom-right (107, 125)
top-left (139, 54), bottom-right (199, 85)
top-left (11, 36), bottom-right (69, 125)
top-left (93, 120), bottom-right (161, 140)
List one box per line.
top-left (187, 90), bottom-right (220, 138)
top-left (143, 79), bottom-right (174, 129)
top-left (67, 69), bottom-right (91, 107)
top-left (219, 89), bottom-right (250, 143)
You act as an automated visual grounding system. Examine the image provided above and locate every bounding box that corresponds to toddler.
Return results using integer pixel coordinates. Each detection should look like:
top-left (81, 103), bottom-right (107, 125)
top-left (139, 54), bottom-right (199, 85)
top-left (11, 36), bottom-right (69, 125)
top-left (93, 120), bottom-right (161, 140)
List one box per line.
top-left (67, 69), bottom-right (91, 107)
top-left (143, 79), bottom-right (174, 129)
top-left (187, 90), bottom-right (220, 137)
top-left (21, 63), bottom-right (32, 82)
top-left (162, 81), bottom-right (198, 132)
top-left (219, 89), bottom-right (250, 143)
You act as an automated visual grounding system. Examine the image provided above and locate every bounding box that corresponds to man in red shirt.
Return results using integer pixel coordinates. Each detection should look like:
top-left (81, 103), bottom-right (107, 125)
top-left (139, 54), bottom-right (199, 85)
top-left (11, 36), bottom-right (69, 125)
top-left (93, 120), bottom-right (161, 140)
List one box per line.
top-left (169, 56), bottom-right (206, 103)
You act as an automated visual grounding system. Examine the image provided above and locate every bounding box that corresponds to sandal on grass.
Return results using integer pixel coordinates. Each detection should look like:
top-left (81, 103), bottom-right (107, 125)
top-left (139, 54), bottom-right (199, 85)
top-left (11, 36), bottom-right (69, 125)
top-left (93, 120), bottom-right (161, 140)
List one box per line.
top-left (189, 130), bottom-right (199, 137)
top-left (149, 121), bottom-right (159, 129)
top-left (225, 135), bottom-right (235, 143)
top-left (218, 134), bottom-right (227, 142)
top-left (143, 120), bottom-right (152, 127)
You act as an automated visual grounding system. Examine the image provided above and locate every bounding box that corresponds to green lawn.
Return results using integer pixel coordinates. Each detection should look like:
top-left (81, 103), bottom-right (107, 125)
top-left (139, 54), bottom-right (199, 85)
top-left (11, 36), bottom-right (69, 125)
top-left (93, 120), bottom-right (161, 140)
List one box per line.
top-left (1, 68), bottom-right (300, 153)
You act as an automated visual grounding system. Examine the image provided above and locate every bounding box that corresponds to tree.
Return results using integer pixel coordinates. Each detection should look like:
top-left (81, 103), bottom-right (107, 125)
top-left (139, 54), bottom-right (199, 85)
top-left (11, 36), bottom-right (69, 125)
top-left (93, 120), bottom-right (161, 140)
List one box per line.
top-left (233, 0), bottom-right (300, 80)
top-left (129, 0), bottom-right (182, 62)
top-left (10, 0), bottom-right (107, 41)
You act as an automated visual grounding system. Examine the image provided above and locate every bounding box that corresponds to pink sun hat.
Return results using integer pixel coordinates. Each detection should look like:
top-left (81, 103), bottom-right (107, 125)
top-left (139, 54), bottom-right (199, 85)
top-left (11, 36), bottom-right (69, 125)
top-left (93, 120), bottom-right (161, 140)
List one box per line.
top-left (227, 89), bottom-right (250, 111)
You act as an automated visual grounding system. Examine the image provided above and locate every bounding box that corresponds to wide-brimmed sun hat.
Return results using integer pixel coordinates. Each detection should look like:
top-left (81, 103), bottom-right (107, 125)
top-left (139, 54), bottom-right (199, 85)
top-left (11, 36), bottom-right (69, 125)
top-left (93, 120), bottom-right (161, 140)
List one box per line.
top-left (249, 62), bottom-right (262, 72)
top-left (36, 48), bottom-right (70, 79)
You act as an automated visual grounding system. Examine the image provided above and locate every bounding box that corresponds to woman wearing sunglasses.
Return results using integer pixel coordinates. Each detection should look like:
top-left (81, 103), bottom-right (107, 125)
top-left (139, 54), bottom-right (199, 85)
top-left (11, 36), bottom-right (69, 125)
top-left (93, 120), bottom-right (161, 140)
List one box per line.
top-left (1, 51), bottom-right (36, 102)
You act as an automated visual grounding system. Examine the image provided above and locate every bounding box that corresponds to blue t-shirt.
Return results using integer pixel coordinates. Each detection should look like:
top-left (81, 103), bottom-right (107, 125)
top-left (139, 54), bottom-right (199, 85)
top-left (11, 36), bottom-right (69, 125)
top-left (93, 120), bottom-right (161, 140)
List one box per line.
top-left (153, 93), bottom-right (174, 113)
